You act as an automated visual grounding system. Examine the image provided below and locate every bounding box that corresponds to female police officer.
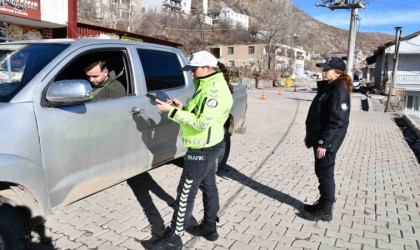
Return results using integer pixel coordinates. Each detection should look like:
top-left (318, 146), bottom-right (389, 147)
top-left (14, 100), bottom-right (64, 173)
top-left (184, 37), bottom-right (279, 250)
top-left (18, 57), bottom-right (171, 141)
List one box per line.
top-left (148, 51), bottom-right (233, 249)
top-left (304, 57), bottom-right (352, 221)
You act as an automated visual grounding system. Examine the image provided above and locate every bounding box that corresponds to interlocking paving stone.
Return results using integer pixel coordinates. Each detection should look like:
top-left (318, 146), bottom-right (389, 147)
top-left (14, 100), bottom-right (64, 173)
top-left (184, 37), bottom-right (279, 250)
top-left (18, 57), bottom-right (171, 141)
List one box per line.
top-left (31, 90), bottom-right (420, 249)
top-left (309, 234), bottom-right (336, 247)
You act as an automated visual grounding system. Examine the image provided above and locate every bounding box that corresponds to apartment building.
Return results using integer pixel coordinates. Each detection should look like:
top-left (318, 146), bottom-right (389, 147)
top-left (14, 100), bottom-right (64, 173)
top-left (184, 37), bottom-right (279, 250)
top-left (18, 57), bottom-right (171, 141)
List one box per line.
top-left (275, 44), bottom-right (306, 78)
top-left (208, 43), bottom-right (305, 77)
top-left (78, 0), bottom-right (140, 20)
top-left (142, 0), bottom-right (191, 14)
top-left (209, 44), bottom-right (264, 69)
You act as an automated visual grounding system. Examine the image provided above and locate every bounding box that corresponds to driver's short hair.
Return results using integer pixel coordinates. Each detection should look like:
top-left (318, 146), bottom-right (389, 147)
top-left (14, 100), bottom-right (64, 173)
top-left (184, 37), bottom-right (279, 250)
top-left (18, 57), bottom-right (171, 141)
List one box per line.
top-left (84, 59), bottom-right (107, 72)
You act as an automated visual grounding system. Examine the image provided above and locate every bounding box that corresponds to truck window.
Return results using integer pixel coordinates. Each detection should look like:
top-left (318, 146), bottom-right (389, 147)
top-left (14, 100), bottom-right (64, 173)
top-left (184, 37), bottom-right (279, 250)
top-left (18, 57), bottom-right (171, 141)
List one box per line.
top-left (0, 43), bottom-right (68, 102)
top-left (54, 50), bottom-right (133, 101)
top-left (137, 49), bottom-right (185, 92)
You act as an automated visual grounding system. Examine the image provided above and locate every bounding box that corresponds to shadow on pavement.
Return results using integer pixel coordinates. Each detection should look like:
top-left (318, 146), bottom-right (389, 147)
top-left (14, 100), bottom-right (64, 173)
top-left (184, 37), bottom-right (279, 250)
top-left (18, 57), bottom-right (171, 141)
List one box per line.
top-left (27, 211), bottom-right (55, 249)
top-left (361, 98), bottom-right (369, 111)
top-left (216, 165), bottom-right (306, 218)
top-left (127, 172), bottom-right (177, 240)
top-left (395, 117), bottom-right (420, 163)
top-left (30, 241), bottom-right (56, 250)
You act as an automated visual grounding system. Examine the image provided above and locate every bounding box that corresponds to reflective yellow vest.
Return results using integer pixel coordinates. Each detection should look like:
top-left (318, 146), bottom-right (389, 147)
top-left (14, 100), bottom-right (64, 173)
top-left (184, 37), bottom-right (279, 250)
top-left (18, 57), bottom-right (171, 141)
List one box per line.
top-left (168, 72), bottom-right (233, 149)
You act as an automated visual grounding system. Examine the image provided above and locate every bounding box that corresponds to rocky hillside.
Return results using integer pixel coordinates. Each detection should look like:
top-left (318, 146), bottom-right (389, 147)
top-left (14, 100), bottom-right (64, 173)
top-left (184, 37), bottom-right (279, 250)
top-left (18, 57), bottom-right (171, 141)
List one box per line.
top-left (201, 0), bottom-right (393, 55)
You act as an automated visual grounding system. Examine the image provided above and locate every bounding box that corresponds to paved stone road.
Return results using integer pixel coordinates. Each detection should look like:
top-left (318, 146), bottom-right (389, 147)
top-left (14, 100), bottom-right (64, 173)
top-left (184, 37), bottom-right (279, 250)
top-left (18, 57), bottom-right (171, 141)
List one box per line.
top-left (31, 86), bottom-right (420, 249)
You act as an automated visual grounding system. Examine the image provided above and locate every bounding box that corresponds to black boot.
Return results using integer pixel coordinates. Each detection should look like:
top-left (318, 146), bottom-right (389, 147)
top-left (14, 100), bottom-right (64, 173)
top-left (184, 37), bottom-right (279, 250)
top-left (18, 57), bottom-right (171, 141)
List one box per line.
top-left (303, 199), bottom-right (321, 213)
top-left (187, 220), bottom-right (218, 241)
top-left (304, 205), bottom-right (333, 222)
top-left (145, 228), bottom-right (182, 250)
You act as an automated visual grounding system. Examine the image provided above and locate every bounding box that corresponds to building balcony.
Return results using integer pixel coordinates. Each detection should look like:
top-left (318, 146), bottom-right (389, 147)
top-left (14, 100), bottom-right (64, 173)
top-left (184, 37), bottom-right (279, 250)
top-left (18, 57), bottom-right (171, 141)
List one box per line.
top-left (163, 0), bottom-right (181, 10)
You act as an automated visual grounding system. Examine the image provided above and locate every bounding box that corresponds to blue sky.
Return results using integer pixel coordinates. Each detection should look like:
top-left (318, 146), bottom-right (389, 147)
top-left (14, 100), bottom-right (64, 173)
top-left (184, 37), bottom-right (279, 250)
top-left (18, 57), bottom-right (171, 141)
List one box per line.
top-left (290, 0), bottom-right (420, 36)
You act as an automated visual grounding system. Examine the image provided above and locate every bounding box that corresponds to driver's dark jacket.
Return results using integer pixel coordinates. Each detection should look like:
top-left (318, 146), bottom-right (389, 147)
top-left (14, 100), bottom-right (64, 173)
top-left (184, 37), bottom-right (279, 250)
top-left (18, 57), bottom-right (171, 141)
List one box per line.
top-left (305, 80), bottom-right (350, 153)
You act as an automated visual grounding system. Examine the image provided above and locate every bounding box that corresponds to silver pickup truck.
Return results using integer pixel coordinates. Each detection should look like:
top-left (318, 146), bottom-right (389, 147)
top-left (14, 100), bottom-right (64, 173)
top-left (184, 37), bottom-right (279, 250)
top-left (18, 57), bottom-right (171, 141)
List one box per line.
top-left (0, 39), bottom-right (247, 248)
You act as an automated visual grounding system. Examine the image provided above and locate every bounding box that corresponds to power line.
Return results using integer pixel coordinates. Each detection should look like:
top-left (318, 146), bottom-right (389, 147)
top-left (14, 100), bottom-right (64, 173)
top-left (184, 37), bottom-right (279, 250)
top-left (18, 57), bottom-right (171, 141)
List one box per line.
top-left (367, 0), bottom-right (420, 10)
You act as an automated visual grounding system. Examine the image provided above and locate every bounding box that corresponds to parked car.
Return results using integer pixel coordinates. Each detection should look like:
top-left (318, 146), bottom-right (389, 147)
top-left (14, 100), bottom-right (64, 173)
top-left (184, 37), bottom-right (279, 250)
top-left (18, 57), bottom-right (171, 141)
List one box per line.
top-left (353, 74), bottom-right (361, 91)
top-left (0, 39), bottom-right (247, 248)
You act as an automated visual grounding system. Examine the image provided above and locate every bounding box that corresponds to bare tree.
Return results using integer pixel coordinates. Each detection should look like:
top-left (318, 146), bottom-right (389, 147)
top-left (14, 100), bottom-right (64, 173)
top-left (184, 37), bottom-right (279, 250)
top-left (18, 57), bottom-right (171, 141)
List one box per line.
top-left (256, 0), bottom-right (297, 70)
top-left (78, 0), bottom-right (145, 32)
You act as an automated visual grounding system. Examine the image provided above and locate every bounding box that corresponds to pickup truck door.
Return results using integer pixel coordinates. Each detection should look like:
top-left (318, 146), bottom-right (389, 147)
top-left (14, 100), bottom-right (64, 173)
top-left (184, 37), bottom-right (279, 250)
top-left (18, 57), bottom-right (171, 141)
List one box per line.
top-left (33, 46), bottom-right (150, 208)
top-left (135, 47), bottom-right (194, 166)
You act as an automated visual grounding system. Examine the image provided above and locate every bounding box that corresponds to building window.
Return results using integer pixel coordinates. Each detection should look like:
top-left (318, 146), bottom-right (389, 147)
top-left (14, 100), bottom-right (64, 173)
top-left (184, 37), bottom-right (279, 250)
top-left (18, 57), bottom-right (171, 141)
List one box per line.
top-left (248, 46), bottom-right (255, 55)
top-left (406, 95), bottom-right (420, 110)
top-left (227, 47), bottom-right (234, 55)
top-left (229, 60), bottom-right (235, 67)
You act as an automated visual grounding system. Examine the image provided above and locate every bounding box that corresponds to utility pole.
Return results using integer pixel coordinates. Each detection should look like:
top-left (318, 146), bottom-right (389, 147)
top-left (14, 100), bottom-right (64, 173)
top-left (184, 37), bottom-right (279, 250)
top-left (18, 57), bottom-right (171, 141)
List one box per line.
top-left (315, 0), bottom-right (366, 77)
top-left (200, 0), bottom-right (208, 41)
top-left (347, 7), bottom-right (358, 77)
top-left (385, 27), bottom-right (403, 112)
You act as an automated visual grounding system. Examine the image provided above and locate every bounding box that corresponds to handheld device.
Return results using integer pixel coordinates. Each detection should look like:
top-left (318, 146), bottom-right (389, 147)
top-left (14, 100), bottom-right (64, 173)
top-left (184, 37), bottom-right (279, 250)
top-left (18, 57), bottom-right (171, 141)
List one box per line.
top-left (145, 93), bottom-right (158, 101)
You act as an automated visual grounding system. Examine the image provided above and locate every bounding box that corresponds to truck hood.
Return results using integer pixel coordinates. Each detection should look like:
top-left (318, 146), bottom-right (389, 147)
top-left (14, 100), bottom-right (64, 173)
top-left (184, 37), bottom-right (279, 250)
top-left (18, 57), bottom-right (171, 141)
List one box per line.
top-left (0, 102), bottom-right (42, 166)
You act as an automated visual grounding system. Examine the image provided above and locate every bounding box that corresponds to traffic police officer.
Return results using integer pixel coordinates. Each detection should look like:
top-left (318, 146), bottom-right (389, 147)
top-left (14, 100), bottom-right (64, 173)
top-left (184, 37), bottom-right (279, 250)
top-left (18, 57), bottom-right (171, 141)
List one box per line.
top-left (304, 57), bottom-right (352, 221)
top-left (148, 51), bottom-right (233, 250)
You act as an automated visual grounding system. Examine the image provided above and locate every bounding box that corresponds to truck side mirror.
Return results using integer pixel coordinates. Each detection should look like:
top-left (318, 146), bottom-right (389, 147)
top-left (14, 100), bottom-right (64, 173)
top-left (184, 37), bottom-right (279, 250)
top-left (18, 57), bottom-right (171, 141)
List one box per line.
top-left (46, 80), bottom-right (93, 107)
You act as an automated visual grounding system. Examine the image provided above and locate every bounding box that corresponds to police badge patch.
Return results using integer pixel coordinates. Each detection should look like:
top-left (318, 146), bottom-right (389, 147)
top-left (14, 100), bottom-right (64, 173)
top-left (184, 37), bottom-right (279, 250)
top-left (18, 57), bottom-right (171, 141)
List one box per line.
top-left (341, 103), bottom-right (348, 111)
top-left (207, 99), bottom-right (218, 108)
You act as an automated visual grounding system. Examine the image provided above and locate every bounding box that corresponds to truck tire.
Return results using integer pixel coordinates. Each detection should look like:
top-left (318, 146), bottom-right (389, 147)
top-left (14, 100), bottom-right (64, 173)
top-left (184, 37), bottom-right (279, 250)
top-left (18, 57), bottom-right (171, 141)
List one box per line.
top-left (217, 132), bottom-right (231, 172)
top-left (0, 201), bottom-right (26, 250)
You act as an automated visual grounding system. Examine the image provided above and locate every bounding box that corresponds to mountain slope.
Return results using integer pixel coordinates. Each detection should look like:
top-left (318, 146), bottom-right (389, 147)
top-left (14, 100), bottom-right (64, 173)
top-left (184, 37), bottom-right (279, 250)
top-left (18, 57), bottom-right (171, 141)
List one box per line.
top-left (203, 0), bottom-right (392, 55)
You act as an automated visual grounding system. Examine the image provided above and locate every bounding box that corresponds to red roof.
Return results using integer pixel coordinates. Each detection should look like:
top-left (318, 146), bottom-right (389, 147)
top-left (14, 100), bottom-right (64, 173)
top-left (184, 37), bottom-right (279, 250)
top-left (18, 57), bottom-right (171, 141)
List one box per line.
top-left (73, 22), bottom-right (182, 48)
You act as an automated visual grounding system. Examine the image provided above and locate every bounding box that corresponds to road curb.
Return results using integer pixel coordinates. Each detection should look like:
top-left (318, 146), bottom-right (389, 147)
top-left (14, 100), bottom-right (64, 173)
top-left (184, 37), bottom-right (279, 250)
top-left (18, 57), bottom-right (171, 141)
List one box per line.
top-left (402, 113), bottom-right (420, 138)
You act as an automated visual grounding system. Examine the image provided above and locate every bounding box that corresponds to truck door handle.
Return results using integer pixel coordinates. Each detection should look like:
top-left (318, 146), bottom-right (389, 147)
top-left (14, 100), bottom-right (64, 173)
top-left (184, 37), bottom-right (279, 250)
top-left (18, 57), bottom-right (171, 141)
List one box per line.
top-left (129, 107), bottom-right (145, 115)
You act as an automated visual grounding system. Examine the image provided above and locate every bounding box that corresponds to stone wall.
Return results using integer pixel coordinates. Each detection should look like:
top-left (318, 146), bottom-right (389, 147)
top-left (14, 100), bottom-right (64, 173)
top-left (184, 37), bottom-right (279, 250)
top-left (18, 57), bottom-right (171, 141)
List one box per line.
top-left (237, 78), bottom-right (273, 89)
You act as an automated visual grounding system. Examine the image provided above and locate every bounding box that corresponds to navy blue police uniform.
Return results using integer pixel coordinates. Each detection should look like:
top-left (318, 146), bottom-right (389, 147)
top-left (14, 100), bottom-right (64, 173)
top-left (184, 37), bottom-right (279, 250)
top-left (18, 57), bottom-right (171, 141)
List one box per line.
top-left (305, 79), bottom-right (350, 215)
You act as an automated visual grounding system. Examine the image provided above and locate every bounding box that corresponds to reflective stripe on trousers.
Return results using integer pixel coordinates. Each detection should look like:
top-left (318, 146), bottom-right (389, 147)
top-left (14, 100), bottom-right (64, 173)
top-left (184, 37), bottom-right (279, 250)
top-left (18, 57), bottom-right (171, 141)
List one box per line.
top-left (171, 141), bottom-right (224, 236)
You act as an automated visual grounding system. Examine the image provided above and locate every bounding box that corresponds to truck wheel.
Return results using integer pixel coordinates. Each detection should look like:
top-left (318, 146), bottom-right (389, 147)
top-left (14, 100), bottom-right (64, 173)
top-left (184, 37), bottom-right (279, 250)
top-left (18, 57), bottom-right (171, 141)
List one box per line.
top-left (0, 201), bottom-right (26, 250)
top-left (217, 132), bottom-right (231, 172)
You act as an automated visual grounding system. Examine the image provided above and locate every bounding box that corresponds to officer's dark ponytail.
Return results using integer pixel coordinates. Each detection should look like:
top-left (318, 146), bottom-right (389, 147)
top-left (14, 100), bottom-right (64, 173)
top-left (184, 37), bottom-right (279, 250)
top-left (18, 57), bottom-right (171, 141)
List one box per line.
top-left (217, 62), bottom-right (233, 94)
top-left (335, 70), bottom-right (353, 93)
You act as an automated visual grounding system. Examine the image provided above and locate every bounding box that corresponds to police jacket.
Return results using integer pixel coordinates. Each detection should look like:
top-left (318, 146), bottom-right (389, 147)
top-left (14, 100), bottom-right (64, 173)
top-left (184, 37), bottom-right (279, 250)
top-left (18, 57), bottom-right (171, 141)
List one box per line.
top-left (168, 72), bottom-right (233, 149)
top-left (305, 80), bottom-right (350, 153)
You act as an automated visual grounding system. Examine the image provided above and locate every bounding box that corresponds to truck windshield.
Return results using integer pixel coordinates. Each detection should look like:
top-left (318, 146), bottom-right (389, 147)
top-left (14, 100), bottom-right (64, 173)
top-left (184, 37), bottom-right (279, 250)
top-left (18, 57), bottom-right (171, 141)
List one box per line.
top-left (0, 43), bottom-right (69, 102)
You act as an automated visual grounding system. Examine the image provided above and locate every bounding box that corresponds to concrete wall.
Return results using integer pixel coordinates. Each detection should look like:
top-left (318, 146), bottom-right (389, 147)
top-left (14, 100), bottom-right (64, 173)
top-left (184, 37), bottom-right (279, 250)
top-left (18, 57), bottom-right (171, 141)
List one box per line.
top-left (41, 0), bottom-right (68, 25)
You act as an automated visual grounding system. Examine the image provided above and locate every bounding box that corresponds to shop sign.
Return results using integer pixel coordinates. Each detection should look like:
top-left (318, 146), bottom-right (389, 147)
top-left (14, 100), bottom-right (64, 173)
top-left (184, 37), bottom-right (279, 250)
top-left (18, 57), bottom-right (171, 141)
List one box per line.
top-left (0, 0), bottom-right (41, 21)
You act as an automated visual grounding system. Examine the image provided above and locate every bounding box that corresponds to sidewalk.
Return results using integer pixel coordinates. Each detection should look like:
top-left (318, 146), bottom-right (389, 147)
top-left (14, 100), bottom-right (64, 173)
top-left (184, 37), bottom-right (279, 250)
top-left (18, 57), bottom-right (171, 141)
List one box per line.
top-left (367, 92), bottom-right (420, 142)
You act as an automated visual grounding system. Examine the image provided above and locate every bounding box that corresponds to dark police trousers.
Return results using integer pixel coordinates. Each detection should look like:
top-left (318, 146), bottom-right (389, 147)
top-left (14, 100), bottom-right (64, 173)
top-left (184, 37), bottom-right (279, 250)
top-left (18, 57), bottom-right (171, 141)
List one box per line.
top-left (313, 148), bottom-right (337, 209)
top-left (170, 141), bottom-right (224, 236)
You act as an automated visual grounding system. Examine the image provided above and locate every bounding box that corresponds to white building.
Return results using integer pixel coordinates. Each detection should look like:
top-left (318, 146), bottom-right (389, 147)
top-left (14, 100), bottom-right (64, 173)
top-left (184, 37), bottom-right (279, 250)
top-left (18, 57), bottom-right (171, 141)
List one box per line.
top-left (190, 0), bottom-right (212, 25)
top-left (79, 0), bottom-right (140, 20)
top-left (180, 0), bottom-right (192, 14)
top-left (275, 44), bottom-right (306, 78)
top-left (370, 31), bottom-right (420, 116)
top-left (218, 7), bottom-right (249, 30)
top-left (142, 0), bottom-right (191, 14)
